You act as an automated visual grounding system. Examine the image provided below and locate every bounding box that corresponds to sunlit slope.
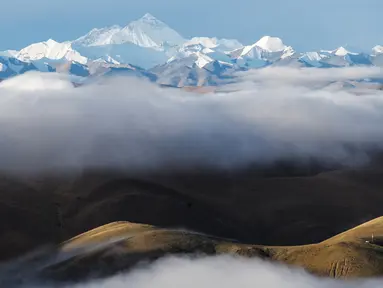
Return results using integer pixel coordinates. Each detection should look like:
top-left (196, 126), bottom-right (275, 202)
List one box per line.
top-left (38, 217), bottom-right (383, 281)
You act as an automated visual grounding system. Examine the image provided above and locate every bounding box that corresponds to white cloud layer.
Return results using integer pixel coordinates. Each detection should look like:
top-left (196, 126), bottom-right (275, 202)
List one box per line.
top-left (64, 255), bottom-right (382, 288)
top-left (0, 72), bottom-right (74, 91)
top-left (0, 67), bottom-right (381, 174)
top-left (236, 66), bottom-right (382, 85)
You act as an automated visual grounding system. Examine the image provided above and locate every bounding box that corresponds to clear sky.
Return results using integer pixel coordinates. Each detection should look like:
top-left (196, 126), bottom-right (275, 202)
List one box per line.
top-left (1, 0), bottom-right (381, 52)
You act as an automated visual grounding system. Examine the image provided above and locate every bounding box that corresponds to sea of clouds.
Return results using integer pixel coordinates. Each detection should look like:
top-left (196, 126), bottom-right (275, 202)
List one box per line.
top-left (23, 255), bottom-right (383, 288)
top-left (1, 67), bottom-right (383, 286)
top-left (0, 67), bottom-right (382, 174)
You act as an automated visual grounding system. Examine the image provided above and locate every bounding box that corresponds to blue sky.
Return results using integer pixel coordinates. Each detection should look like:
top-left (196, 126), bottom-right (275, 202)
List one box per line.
top-left (1, 0), bottom-right (381, 52)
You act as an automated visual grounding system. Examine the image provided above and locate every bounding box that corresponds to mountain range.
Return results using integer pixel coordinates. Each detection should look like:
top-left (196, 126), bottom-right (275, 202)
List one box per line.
top-left (1, 13), bottom-right (383, 87)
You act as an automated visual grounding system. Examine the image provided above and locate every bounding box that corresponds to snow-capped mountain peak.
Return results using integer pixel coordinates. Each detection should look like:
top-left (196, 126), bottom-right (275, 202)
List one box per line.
top-left (334, 46), bottom-right (353, 56)
top-left (73, 25), bottom-right (122, 47)
top-left (139, 13), bottom-right (164, 25)
top-left (231, 36), bottom-right (293, 65)
top-left (194, 52), bottom-right (214, 68)
top-left (332, 46), bottom-right (363, 56)
top-left (73, 13), bottom-right (185, 50)
top-left (1, 14), bottom-right (383, 85)
top-left (16, 39), bottom-right (88, 64)
top-left (46, 39), bottom-right (58, 45)
top-left (373, 45), bottom-right (383, 55)
top-left (112, 13), bottom-right (185, 48)
top-left (183, 37), bottom-right (243, 52)
top-left (254, 36), bottom-right (286, 52)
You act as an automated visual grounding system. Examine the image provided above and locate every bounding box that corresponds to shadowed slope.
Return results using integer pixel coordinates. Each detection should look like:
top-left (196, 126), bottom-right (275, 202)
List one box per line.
top-left (0, 175), bottom-right (60, 260)
top-left (1, 167), bottom-right (383, 263)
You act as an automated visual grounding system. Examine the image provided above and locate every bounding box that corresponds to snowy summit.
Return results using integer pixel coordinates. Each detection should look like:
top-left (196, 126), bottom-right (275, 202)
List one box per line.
top-left (73, 13), bottom-right (185, 50)
top-left (16, 39), bottom-right (87, 64)
top-left (254, 36), bottom-right (287, 52)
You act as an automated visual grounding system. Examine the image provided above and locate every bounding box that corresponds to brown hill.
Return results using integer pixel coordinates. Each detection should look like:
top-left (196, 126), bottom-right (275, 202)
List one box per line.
top-left (22, 217), bottom-right (383, 282)
top-left (1, 167), bottom-right (383, 264)
top-left (1, 166), bottom-right (383, 285)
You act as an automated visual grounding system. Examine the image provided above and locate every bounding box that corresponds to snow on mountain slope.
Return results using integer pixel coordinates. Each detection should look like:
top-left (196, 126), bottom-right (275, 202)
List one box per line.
top-left (27, 58), bottom-right (56, 72)
top-left (237, 36), bottom-right (287, 57)
top-left (16, 39), bottom-right (88, 64)
top-left (194, 52), bottom-right (219, 68)
top-left (254, 36), bottom-right (286, 52)
top-left (311, 46), bottom-right (372, 66)
top-left (74, 42), bottom-right (168, 69)
top-left (296, 52), bottom-right (334, 67)
top-left (168, 40), bottom-right (235, 69)
top-left (73, 25), bottom-right (122, 47)
top-left (279, 46), bottom-right (296, 59)
top-left (301, 52), bottom-right (324, 62)
top-left (229, 36), bottom-right (295, 68)
top-left (0, 50), bottom-right (18, 57)
top-left (73, 13), bottom-right (185, 50)
top-left (0, 12), bottom-right (383, 85)
top-left (373, 45), bottom-right (383, 55)
top-left (111, 13), bottom-right (185, 48)
top-left (184, 37), bottom-right (243, 52)
top-left (0, 56), bottom-right (51, 79)
top-left (151, 54), bottom-right (237, 87)
top-left (333, 46), bottom-right (358, 56)
top-left (0, 63), bottom-right (6, 72)
top-left (70, 13), bottom-right (186, 67)
top-left (167, 37), bottom-right (241, 67)
top-left (231, 36), bottom-right (294, 61)
top-left (218, 38), bottom-right (243, 51)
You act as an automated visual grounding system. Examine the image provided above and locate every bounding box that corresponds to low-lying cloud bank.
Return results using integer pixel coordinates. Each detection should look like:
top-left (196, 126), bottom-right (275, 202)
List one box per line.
top-left (4, 254), bottom-right (383, 287)
top-left (0, 68), bottom-right (382, 174)
top-left (236, 66), bottom-right (382, 86)
top-left (59, 255), bottom-right (382, 288)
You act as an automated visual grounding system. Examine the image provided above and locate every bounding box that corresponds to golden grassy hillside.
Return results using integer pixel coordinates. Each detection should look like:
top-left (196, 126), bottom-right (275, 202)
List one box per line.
top-left (37, 217), bottom-right (383, 282)
top-left (1, 167), bottom-right (383, 285)
top-left (2, 168), bottom-right (383, 263)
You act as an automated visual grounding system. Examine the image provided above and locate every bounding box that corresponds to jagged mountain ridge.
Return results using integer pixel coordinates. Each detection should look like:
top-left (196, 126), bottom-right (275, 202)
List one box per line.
top-left (1, 13), bottom-right (383, 87)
